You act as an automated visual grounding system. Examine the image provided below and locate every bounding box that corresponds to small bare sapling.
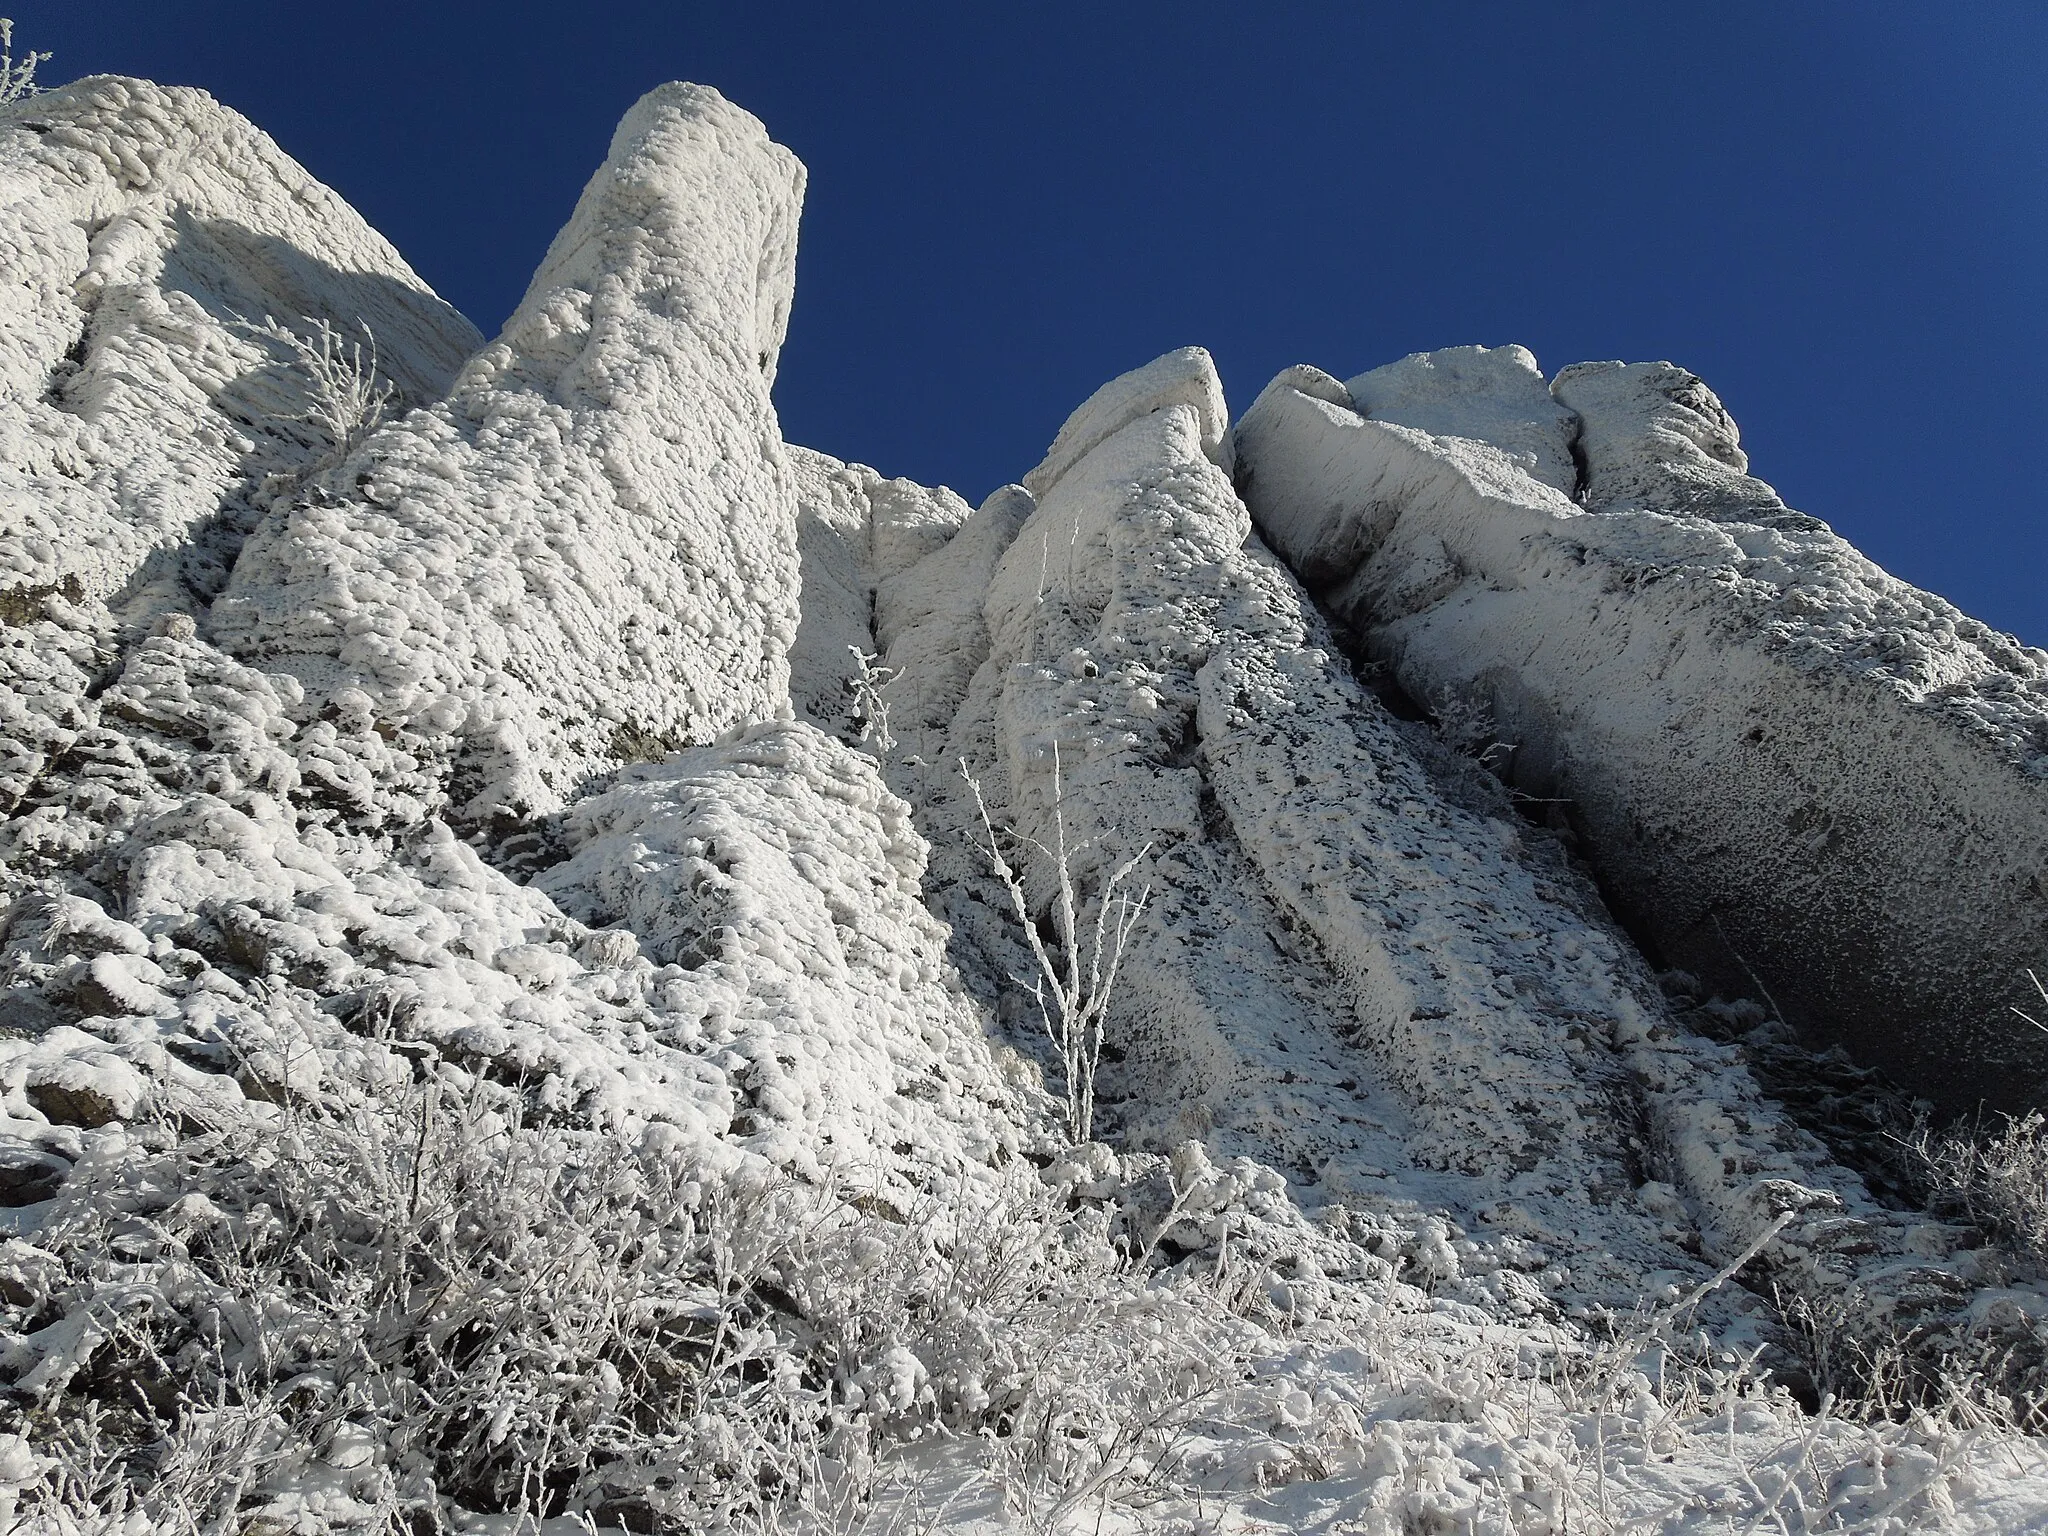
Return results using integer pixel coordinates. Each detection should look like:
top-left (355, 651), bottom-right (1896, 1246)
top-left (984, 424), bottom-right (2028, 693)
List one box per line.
top-left (846, 645), bottom-right (896, 758)
top-left (237, 314), bottom-right (397, 475)
top-left (961, 746), bottom-right (1150, 1144)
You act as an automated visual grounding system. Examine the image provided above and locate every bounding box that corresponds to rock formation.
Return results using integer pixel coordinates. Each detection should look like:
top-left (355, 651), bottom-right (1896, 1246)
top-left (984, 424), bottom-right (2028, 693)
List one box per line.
top-left (1232, 349), bottom-right (2048, 1115)
top-left (3, 71), bottom-right (2047, 1534)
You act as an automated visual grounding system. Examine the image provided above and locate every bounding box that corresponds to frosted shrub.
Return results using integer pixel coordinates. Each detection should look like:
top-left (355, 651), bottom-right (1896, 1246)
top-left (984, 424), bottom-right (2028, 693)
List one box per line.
top-left (1428, 681), bottom-right (1513, 770)
top-left (0, 1049), bottom-right (1260, 1531)
top-left (4, 1066), bottom-right (817, 1529)
top-left (238, 315), bottom-right (397, 477)
top-left (1908, 1106), bottom-right (2048, 1269)
top-left (845, 645), bottom-right (896, 758)
top-left (0, 19), bottom-right (50, 103)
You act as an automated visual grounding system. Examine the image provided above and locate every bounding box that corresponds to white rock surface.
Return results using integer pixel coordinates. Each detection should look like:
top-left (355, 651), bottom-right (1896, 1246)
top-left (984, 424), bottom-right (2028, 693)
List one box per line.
top-left (0, 77), bottom-right (480, 623)
top-left (0, 80), bottom-right (1025, 1208)
top-left (1020, 344), bottom-right (1229, 499)
top-left (1345, 343), bottom-right (1578, 494)
top-left (876, 352), bottom-right (1991, 1355)
top-left (6, 72), bottom-right (2048, 1535)
top-left (213, 84), bottom-right (808, 821)
top-left (0, 77), bottom-right (482, 821)
top-left (1233, 359), bottom-right (2048, 1114)
top-left (786, 446), bottom-right (971, 741)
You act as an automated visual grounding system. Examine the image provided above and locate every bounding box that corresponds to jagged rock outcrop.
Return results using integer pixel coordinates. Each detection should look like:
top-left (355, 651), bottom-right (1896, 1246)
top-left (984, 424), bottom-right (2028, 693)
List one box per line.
top-left (0, 80), bottom-right (1029, 1206)
top-left (785, 446), bottom-right (971, 740)
top-left (0, 76), bottom-right (482, 820)
top-left (7, 70), bottom-right (2048, 1535)
top-left (863, 350), bottom-right (2023, 1366)
top-left (1234, 351), bottom-right (2048, 1114)
top-left (212, 84), bottom-right (808, 822)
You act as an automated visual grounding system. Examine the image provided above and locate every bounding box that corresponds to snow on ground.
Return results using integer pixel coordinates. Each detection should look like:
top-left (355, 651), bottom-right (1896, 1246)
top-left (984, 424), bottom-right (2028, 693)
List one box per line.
top-left (2, 73), bottom-right (2048, 1534)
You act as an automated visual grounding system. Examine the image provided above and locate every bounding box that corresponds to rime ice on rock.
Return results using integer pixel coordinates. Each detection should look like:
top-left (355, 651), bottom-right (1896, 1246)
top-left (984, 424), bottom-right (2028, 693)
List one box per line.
top-left (1020, 344), bottom-right (1230, 499)
top-left (882, 348), bottom-right (1947, 1322)
top-left (9, 72), bottom-right (2048, 1533)
top-left (1234, 352), bottom-right (2048, 1115)
top-left (214, 84), bottom-right (809, 821)
top-left (0, 77), bottom-right (480, 622)
top-left (1345, 343), bottom-right (1579, 495)
top-left (0, 77), bottom-right (481, 817)
top-left (0, 79), bottom-right (1030, 1217)
top-left (786, 446), bottom-right (971, 742)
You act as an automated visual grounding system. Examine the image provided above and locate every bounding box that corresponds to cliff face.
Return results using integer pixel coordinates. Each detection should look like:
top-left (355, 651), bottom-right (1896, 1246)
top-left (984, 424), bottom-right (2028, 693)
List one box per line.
top-left (4, 73), bottom-right (2048, 1534)
top-left (1232, 352), bottom-right (2048, 1116)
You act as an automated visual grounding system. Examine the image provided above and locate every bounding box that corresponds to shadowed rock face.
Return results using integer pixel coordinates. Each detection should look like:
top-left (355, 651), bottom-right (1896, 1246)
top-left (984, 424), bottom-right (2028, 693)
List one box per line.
top-left (1233, 352), bottom-right (2048, 1115)
top-left (0, 76), bottom-right (482, 627)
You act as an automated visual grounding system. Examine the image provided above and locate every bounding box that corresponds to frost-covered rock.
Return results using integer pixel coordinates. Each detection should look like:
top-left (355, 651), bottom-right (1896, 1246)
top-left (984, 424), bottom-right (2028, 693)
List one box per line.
top-left (0, 76), bottom-right (479, 625)
top-left (214, 84), bottom-right (808, 822)
top-left (786, 446), bottom-right (970, 741)
top-left (881, 351), bottom-right (1950, 1329)
top-left (534, 721), bottom-right (1024, 1180)
top-left (7, 67), bottom-right (2048, 1536)
top-left (1020, 344), bottom-right (1230, 499)
top-left (1346, 343), bottom-right (1578, 495)
top-left (0, 77), bottom-right (481, 821)
top-left (1233, 358), bottom-right (2048, 1114)
top-left (0, 80), bottom-right (1026, 1216)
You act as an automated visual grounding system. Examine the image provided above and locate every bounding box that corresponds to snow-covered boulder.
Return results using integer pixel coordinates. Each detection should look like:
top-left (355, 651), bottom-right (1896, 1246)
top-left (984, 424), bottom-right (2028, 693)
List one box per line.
top-left (214, 84), bottom-right (808, 822)
top-left (1233, 357), bottom-right (2048, 1113)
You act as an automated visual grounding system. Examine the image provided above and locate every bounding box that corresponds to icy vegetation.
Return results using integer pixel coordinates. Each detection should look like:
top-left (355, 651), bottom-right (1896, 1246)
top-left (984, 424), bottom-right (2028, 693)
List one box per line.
top-left (4, 58), bottom-right (2048, 1535)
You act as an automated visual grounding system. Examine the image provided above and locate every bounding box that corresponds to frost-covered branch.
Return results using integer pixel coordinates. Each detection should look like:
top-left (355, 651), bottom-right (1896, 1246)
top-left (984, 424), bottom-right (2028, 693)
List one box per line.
top-left (961, 746), bottom-right (1150, 1144)
top-left (0, 19), bottom-right (51, 104)
top-left (845, 645), bottom-right (896, 758)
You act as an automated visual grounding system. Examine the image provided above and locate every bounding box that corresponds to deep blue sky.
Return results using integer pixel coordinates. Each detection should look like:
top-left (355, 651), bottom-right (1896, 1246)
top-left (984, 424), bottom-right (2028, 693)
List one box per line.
top-left (22, 3), bottom-right (2048, 642)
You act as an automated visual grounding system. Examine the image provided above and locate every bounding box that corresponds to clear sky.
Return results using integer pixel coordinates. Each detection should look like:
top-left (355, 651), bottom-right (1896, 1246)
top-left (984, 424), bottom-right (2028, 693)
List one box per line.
top-left (21, 2), bottom-right (2048, 642)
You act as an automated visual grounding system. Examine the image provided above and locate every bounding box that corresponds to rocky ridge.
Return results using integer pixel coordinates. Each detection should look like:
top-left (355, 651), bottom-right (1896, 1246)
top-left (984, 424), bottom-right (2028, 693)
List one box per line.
top-left (2, 75), bottom-right (2047, 1534)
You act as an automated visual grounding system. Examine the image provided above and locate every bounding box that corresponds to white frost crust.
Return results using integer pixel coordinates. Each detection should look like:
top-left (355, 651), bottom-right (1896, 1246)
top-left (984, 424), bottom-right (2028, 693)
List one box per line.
top-left (873, 484), bottom-right (1035, 755)
top-left (213, 84), bottom-right (808, 819)
top-left (1552, 359), bottom-right (1789, 522)
top-left (0, 77), bottom-right (481, 814)
top-left (1344, 343), bottom-right (1579, 495)
top-left (0, 81), bottom-right (1026, 1208)
top-left (894, 352), bottom-right (1899, 1316)
top-left (1, 631), bottom-right (1025, 1200)
top-left (1020, 345), bottom-right (1229, 500)
top-left (0, 77), bottom-right (479, 612)
top-left (533, 721), bottom-right (1022, 1182)
top-left (1234, 368), bottom-right (2048, 1112)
